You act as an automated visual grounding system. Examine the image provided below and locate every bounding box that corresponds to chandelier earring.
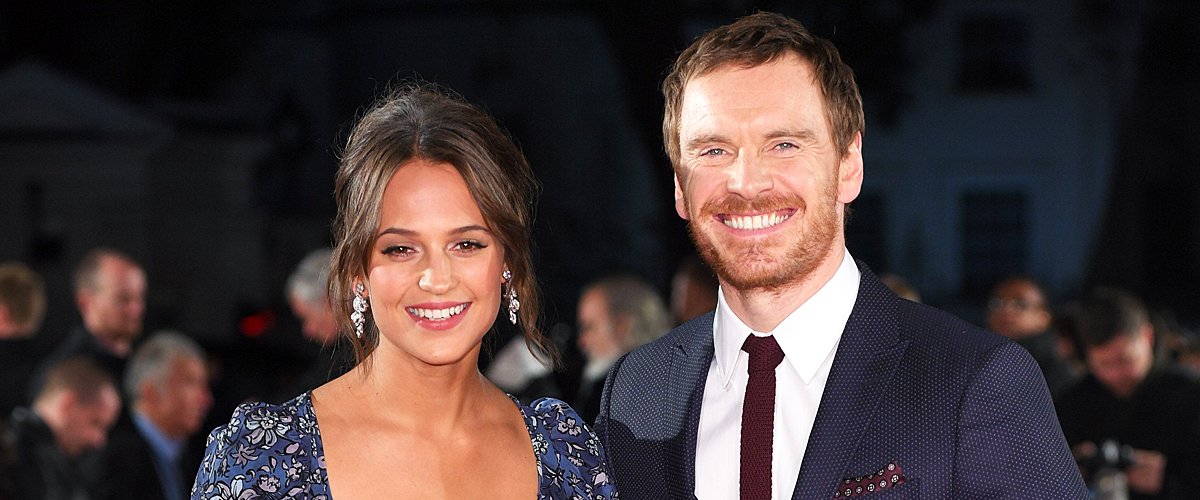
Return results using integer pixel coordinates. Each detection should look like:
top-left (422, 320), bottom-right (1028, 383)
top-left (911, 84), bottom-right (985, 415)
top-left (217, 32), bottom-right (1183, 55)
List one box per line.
top-left (351, 282), bottom-right (369, 338)
top-left (503, 269), bottom-right (520, 325)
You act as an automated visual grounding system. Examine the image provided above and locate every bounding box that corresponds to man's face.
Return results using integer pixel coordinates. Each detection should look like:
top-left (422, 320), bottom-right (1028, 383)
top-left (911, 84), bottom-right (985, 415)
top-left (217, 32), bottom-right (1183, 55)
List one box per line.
top-left (986, 279), bottom-right (1051, 339)
top-left (289, 295), bottom-right (339, 344)
top-left (80, 256), bottom-right (146, 343)
top-left (674, 53), bottom-right (862, 292)
top-left (577, 288), bottom-right (622, 361)
top-left (1086, 326), bottom-right (1154, 398)
top-left (145, 355), bottom-right (213, 439)
top-left (58, 386), bottom-right (120, 457)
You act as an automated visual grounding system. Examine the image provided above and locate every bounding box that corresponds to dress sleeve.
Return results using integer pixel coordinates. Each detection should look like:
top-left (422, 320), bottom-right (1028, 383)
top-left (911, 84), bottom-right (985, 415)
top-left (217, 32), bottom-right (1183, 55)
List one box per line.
top-left (190, 399), bottom-right (328, 500)
top-left (191, 402), bottom-right (262, 499)
top-left (529, 397), bottom-right (620, 499)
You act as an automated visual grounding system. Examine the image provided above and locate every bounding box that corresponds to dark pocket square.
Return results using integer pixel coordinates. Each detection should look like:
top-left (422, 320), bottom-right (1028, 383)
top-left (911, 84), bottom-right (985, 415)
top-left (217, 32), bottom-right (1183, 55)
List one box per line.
top-left (833, 461), bottom-right (907, 498)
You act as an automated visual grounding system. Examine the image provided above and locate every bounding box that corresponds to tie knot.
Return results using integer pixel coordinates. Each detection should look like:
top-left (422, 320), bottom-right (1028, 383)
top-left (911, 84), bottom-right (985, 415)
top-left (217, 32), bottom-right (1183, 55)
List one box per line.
top-left (742, 334), bottom-right (784, 373)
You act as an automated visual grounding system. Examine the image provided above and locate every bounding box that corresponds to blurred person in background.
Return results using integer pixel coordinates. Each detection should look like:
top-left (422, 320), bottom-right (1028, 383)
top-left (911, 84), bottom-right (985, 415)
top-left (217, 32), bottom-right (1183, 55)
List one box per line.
top-left (574, 274), bottom-right (671, 422)
top-left (987, 275), bottom-right (1080, 398)
top-left (275, 247), bottom-right (351, 401)
top-left (0, 261), bottom-right (48, 420)
top-left (2, 356), bottom-right (121, 500)
top-left (1056, 287), bottom-right (1200, 499)
top-left (101, 331), bottom-right (212, 500)
top-left (669, 254), bottom-right (718, 325)
top-left (879, 272), bottom-right (921, 303)
top-left (36, 248), bottom-right (147, 390)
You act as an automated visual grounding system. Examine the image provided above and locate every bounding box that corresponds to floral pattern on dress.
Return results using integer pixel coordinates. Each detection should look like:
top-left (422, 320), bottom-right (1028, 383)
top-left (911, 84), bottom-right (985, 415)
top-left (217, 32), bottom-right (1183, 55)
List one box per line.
top-left (192, 395), bottom-right (329, 500)
top-left (190, 393), bottom-right (617, 500)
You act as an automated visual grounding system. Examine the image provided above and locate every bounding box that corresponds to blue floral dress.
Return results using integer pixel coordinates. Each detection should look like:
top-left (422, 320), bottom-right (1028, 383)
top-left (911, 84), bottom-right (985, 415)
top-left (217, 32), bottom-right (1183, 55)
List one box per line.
top-left (190, 393), bottom-right (618, 499)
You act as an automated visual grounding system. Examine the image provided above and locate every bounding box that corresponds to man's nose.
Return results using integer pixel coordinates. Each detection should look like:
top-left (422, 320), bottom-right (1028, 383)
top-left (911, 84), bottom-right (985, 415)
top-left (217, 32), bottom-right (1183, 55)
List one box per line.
top-left (726, 154), bottom-right (773, 198)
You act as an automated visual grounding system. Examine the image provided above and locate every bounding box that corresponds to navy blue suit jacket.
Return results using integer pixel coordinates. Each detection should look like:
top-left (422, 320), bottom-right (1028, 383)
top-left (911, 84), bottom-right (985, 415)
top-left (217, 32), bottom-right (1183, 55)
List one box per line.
top-left (596, 264), bottom-right (1087, 499)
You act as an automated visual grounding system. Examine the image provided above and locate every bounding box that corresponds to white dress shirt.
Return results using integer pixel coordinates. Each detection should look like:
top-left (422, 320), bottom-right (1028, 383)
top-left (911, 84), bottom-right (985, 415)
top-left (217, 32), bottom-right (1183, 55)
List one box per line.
top-left (695, 248), bottom-right (860, 500)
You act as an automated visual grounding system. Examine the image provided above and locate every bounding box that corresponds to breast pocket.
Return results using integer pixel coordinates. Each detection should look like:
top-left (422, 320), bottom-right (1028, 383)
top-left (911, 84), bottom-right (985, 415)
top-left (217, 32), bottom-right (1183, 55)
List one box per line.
top-left (831, 477), bottom-right (920, 499)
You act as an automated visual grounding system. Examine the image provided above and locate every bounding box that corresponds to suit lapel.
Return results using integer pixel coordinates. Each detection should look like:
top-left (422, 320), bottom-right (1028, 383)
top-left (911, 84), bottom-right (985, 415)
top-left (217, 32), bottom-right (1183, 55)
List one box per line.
top-left (792, 266), bottom-right (910, 499)
top-left (665, 313), bottom-right (715, 499)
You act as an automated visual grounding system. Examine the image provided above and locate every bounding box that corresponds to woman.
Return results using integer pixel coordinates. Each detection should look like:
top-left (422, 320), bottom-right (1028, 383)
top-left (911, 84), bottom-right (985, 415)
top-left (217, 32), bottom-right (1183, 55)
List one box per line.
top-left (192, 85), bottom-right (617, 499)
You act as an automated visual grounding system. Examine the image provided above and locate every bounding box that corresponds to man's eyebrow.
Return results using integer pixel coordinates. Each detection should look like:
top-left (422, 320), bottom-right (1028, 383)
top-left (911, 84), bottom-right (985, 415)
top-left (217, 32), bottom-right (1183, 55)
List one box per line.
top-left (765, 128), bottom-right (819, 143)
top-left (684, 129), bottom-right (821, 153)
top-left (684, 134), bottom-right (731, 153)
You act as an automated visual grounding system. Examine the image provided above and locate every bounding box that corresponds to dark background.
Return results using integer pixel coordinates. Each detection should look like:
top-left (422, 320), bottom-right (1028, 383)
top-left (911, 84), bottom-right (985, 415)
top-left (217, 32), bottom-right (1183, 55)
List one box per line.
top-left (2, 0), bottom-right (1198, 403)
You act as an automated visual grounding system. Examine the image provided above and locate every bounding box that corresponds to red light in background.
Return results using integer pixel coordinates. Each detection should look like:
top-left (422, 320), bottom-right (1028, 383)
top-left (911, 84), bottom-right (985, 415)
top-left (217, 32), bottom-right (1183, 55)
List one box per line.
top-left (239, 309), bottom-right (276, 338)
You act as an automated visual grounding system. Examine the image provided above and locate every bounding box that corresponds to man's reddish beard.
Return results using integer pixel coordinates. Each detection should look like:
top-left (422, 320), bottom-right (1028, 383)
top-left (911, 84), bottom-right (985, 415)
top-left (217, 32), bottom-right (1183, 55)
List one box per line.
top-left (686, 181), bottom-right (841, 293)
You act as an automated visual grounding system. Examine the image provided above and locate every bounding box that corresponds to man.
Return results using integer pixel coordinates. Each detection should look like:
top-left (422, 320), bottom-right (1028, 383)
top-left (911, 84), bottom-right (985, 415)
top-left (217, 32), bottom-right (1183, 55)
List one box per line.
top-left (0, 261), bottom-right (48, 419)
top-left (2, 356), bottom-right (122, 499)
top-left (1055, 287), bottom-right (1200, 499)
top-left (102, 331), bottom-right (213, 500)
top-left (274, 248), bottom-right (350, 401)
top-left (37, 248), bottom-right (147, 387)
top-left (287, 249), bottom-right (340, 346)
top-left (986, 275), bottom-right (1080, 398)
top-left (575, 274), bottom-right (671, 422)
top-left (596, 12), bottom-right (1086, 499)
top-left (670, 255), bottom-right (719, 325)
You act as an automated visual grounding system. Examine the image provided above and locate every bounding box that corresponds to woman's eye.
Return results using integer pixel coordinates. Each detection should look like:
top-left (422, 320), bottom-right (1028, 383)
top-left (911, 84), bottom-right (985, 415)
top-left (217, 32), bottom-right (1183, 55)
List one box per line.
top-left (453, 240), bottom-right (488, 253)
top-left (382, 245), bottom-right (414, 257)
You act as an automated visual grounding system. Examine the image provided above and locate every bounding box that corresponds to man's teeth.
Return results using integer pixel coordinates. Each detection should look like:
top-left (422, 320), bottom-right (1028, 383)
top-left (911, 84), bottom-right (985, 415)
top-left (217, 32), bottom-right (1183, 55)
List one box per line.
top-left (723, 212), bottom-right (790, 230)
top-left (408, 304), bottom-right (467, 321)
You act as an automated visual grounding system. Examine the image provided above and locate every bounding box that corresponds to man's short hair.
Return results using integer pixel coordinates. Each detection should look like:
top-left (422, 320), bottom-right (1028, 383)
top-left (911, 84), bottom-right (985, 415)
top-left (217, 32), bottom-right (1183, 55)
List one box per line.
top-left (1075, 287), bottom-right (1150, 348)
top-left (662, 11), bottom-right (864, 171)
top-left (287, 248), bottom-right (332, 304)
top-left (72, 247), bottom-right (139, 294)
top-left (123, 330), bottom-right (205, 401)
top-left (36, 356), bottom-right (116, 405)
top-left (584, 275), bottom-right (671, 351)
top-left (0, 262), bottom-right (46, 333)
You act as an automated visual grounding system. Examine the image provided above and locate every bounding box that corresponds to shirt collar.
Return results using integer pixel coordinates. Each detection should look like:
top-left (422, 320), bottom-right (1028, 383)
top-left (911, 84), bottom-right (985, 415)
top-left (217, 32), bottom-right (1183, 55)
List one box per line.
top-left (132, 410), bottom-right (184, 463)
top-left (713, 248), bottom-right (860, 387)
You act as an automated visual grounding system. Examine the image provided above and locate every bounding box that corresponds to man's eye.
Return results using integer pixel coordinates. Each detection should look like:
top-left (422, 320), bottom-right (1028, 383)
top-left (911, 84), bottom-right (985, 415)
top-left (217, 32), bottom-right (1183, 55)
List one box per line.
top-left (775, 142), bottom-right (797, 150)
top-left (700, 148), bottom-right (727, 157)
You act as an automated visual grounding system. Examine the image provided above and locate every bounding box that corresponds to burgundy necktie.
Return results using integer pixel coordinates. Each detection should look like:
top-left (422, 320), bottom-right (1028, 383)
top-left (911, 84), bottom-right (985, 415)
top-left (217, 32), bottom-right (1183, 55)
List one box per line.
top-left (741, 334), bottom-right (785, 500)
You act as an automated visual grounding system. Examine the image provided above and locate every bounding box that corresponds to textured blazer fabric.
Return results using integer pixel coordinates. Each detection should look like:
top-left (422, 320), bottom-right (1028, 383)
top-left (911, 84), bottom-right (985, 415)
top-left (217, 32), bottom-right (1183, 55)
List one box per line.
top-left (595, 262), bottom-right (1088, 499)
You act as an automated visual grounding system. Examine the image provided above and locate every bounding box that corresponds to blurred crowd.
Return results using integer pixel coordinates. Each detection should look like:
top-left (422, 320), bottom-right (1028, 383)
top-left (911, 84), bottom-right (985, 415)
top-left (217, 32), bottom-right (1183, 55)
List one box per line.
top-left (2, 245), bottom-right (1198, 499)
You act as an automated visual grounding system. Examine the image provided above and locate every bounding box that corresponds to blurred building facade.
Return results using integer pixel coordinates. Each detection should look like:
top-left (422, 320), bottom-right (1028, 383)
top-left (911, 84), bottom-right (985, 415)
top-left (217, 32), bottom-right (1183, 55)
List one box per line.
top-left (0, 0), bottom-right (1185, 347)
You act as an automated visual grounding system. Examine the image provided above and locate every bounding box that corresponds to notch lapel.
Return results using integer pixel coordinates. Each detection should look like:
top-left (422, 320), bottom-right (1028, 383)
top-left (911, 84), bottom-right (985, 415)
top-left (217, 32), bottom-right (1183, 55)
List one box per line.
top-left (792, 267), bottom-right (910, 499)
top-left (665, 313), bottom-right (715, 499)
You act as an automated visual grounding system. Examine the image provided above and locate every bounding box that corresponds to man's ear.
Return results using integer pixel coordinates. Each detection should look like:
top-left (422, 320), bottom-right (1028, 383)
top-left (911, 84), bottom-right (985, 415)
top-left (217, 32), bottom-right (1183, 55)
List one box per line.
top-left (674, 173), bottom-right (690, 220)
top-left (139, 380), bottom-right (159, 405)
top-left (837, 132), bottom-right (864, 204)
top-left (1138, 323), bottom-right (1155, 347)
top-left (75, 289), bottom-right (91, 315)
top-left (614, 313), bottom-right (634, 348)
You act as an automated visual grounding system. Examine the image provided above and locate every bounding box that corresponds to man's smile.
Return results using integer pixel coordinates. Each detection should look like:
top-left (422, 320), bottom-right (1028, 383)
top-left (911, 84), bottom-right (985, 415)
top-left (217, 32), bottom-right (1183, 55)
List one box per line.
top-left (716, 208), bottom-right (796, 231)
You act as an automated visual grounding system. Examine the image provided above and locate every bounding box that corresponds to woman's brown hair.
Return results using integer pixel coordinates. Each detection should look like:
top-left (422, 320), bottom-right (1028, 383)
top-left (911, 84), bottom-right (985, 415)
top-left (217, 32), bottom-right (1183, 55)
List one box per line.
top-left (328, 83), bottom-right (556, 369)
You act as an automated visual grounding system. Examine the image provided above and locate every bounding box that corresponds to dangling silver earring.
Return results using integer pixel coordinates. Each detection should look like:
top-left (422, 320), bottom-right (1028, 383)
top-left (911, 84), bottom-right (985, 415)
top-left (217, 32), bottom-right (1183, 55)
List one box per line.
top-left (351, 282), bottom-right (368, 338)
top-left (503, 269), bottom-right (519, 325)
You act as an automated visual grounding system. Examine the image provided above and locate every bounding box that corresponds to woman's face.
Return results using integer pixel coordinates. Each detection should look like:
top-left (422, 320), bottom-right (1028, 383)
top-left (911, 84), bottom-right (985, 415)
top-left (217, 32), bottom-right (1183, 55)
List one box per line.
top-left (364, 159), bottom-right (506, 368)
